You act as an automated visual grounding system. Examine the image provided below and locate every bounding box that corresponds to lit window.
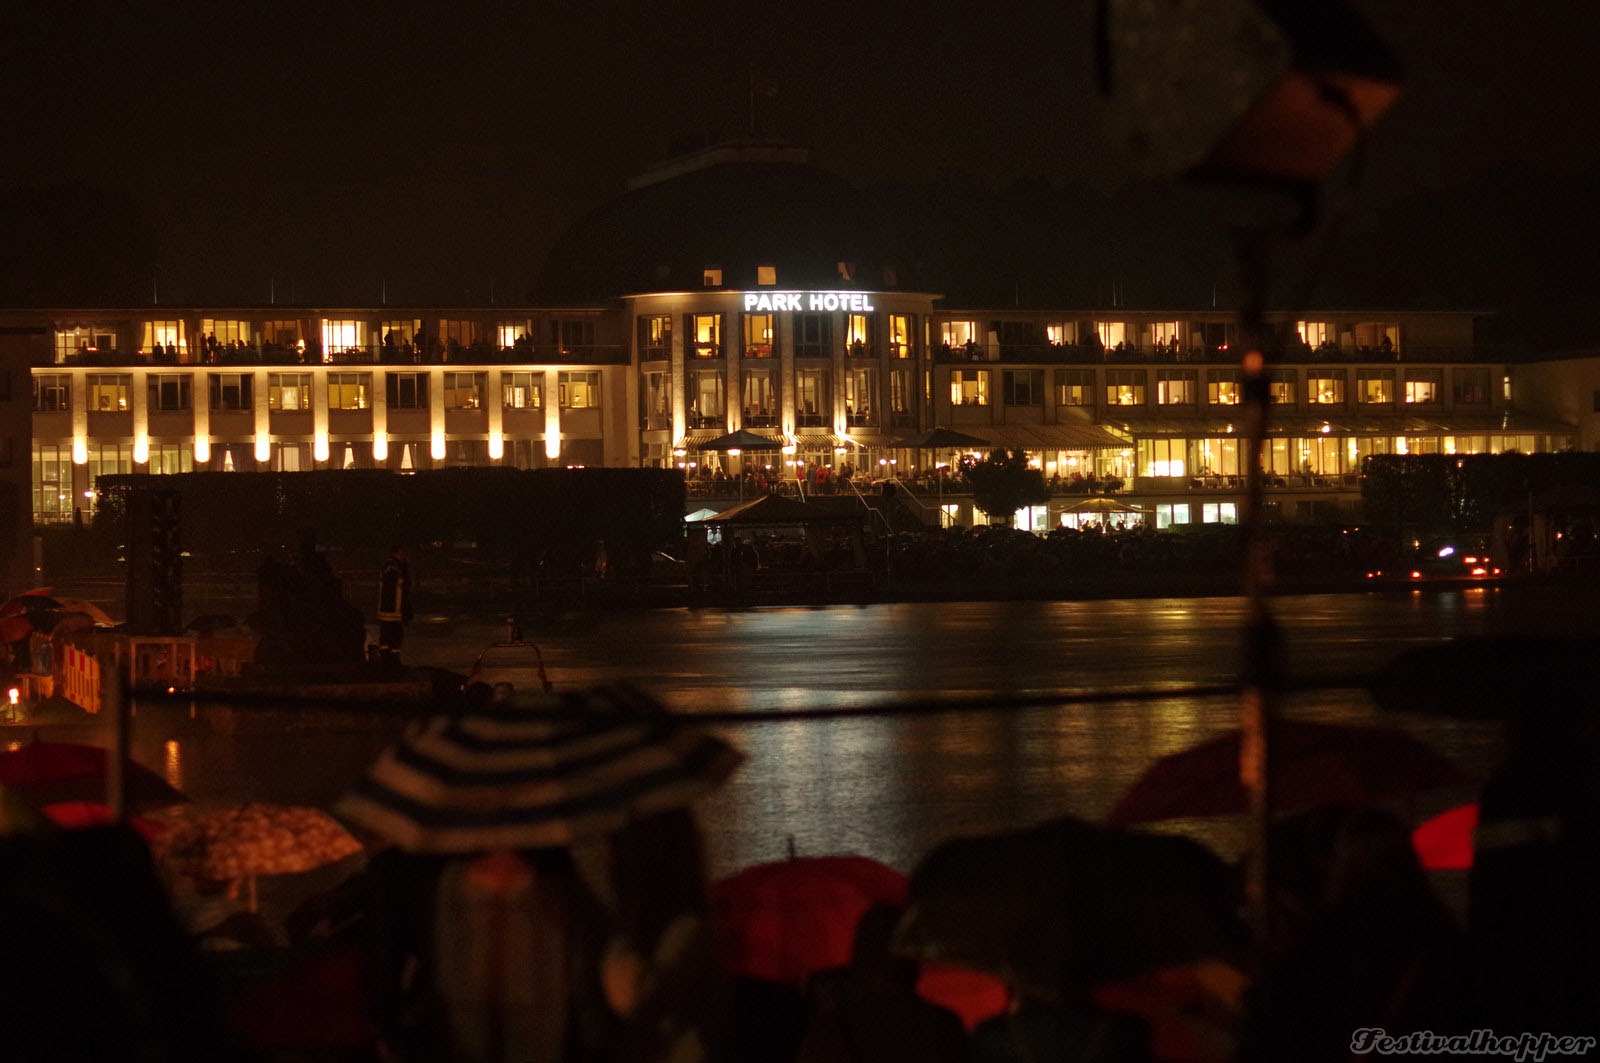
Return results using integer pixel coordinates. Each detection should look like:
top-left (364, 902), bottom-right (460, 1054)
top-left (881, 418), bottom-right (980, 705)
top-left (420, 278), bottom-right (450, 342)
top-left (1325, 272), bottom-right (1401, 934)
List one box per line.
top-left (269, 373), bottom-right (313, 411)
top-left (888, 314), bottom-right (912, 359)
top-left (757, 265), bottom-right (777, 286)
top-left (1157, 371), bottom-right (1196, 405)
top-left (559, 371), bottom-right (601, 409)
top-left (1267, 370), bottom-right (1295, 405)
top-left (743, 314), bottom-right (774, 358)
top-left (1150, 321), bottom-right (1182, 347)
top-left (328, 372), bottom-right (370, 411)
top-left (497, 320), bottom-right (534, 349)
top-left (33, 375), bottom-right (70, 412)
top-left (443, 372), bottom-right (485, 409)
top-left (950, 370), bottom-right (989, 406)
top-left (1405, 372), bottom-right (1441, 404)
top-left (1359, 371), bottom-right (1394, 404)
top-left (846, 368), bottom-right (878, 425)
top-left (1208, 371), bottom-right (1240, 405)
top-left (691, 315), bottom-right (721, 358)
top-left (1105, 369), bottom-right (1145, 406)
top-left (688, 369), bottom-right (724, 426)
top-left (1046, 322), bottom-right (1077, 346)
top-left (941, 321), bottom-right (978, 348)
top-left (702, 268), bottom-right (723, 287)
top-left (142, 321), bottom-right (187, 356)
top-left (1096, 322), bottom-right (1128, 349)
top-left (845, 314), bottom-right (873, 357)
top-left (1297, 321), bottom-right (1333, 348)
top-left (639, 316), bottom-right (671, 356)
top-left (502, 372), bottom-right (541, 410)
top-left (1308, 373), bottom-right (1345, 404)
top-left (200, 319), bottom-right (250, 346)
top-left (87, 374), bottom-right (131, 412)
top-left (1056, 370), bottom-right (1092, 406)
top-left (321, 320), bottom-right (367, 358)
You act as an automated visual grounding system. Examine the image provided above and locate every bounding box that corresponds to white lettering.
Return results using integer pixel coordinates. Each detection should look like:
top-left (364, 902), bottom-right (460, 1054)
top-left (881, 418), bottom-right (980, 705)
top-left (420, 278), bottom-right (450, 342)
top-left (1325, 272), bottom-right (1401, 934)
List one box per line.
top-left (758, 294), bottom-right (776, 312)
top-left (823, 294), bottom-right (841, 311)
top-left (808, 294), bottom-right (824, 311)
top-left (744, 294), bottom-right (759, 311)
top-left (779, 294), bottom-right (800, 311)
top-left (752, 291), bottom-right (877, 313)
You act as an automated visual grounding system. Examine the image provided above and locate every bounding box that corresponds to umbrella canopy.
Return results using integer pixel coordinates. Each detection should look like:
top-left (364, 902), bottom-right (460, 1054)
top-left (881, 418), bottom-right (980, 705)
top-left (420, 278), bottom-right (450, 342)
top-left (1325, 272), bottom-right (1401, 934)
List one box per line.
top-left (336, 684), bottom-right (742, 854)
top-left (1062, 497), bottom-right (1150, 516)
top-left (49, 597), bottom-right (116, 626)
top-left (0, 615), bottom-right (32, 642)
top-left (1411, 802), bottom-right (1478, 871)
top-left (1107, 721), bottom-right (1470, 826)
top-left (0, 740), bottom-right (188, 811)
top-left (0, 587), bottom-right (56, 617)
top-left (889, 427), bottom-right (989, 450)
top-left (159, 804), bottom-right (361, 880)
top-left (710, 854), bottom-right (908, 985)
top-left (39, 801), bottom-right (166, 843)
top-left (695, 429), bottom-right (785, 452)
top-left (893, 816), bottom-right (1242, 1002)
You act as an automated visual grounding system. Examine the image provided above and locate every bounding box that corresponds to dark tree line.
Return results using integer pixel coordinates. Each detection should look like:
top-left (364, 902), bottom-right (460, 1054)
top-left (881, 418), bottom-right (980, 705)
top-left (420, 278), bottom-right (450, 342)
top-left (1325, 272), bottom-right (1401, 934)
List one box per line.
top-left (1360, 453), bottom-right (1600, 541)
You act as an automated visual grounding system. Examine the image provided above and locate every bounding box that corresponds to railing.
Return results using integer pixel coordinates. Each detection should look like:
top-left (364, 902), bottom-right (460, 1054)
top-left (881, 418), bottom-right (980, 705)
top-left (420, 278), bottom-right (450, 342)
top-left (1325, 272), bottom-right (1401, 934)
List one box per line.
top-left (37, 343), bottom-right (632, 368)
top-left (931, 343), bottom-right (1510, 366)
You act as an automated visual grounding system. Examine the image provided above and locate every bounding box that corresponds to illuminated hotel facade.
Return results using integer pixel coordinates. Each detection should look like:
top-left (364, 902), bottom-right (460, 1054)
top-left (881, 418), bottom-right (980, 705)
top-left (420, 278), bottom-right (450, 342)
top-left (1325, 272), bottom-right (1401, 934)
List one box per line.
top-left (0, 143), bottom-right (1580, 532)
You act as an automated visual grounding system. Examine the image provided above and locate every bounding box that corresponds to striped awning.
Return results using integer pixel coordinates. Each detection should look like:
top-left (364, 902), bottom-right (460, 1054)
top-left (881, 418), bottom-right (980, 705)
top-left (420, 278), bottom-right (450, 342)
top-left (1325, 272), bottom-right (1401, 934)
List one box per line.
top-left (959, 424), bottom-right (1132, 450)
top-left (337, 685), bottom-right (743, 854)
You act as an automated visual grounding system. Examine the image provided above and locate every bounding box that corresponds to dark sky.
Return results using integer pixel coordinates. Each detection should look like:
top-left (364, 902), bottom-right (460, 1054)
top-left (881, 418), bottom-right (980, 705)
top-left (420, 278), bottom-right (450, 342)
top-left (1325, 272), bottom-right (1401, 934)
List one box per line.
top-left (4, 1), bottom-right (1598, 326)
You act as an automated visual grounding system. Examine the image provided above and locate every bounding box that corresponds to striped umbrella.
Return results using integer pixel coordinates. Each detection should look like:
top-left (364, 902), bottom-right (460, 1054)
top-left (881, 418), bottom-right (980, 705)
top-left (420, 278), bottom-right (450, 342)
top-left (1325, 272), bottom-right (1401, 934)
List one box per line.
top-left (336, 685), bottom-right (742, 854)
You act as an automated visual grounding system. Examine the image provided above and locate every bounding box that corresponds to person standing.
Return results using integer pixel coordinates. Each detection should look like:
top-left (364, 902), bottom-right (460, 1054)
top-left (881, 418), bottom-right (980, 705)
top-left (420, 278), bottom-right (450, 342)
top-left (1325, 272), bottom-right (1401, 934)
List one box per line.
top-left (377, 546), bottom-right (413, 667)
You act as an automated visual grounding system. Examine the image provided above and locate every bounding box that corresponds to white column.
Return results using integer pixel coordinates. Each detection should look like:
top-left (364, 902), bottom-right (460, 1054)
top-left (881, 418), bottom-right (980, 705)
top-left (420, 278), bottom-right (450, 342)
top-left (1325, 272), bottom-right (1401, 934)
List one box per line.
top-left (778, 313), bottom-right (796, 436)
top-left (192, 368), bottom-right (210, 465)
top-left (831, 313), bottom-right (847, 436)
top-left (71, 371), bottom-right (88, 465)
top-left (132, 367), bottom-right (149, 465)
top-left (487, 369), bottom-right (504, 460)
top-left (372, 369), bottom-right (388, 463)
top-left (544, 369), bottom-right (561, 461)
top-left (429, 367), bottom-right (445, 461)
top-left (313, 369), bottom-right (330, 464)
top-left (254, 369), bottom-right (271, 463)
top-left (670, 314), bottom-right (687, 440)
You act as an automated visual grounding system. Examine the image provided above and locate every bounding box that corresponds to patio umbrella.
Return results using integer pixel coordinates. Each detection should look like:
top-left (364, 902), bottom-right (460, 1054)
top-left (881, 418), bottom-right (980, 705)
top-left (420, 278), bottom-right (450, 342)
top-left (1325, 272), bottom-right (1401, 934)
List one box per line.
top-left (0, 739), bottom-right (188, 811)
top-left (0, 587), bottom-right (57, 617)
top-left (336, 684), bottom-right (742, 854)
top-left (710, 854), bottom-right (908, 985)
top-left (695, 429), bottom-right (785, 453)
top-left (1106, 720), bottom-right (1470, 827)
top-left (892, 816), bottom-right (1243, 1002)
top-left (1062, 497), bottom-right (1149, 516)
top-left (157, 803), bottom-right (364, 910)
top-left (888, 427), bottom-right (988, 450)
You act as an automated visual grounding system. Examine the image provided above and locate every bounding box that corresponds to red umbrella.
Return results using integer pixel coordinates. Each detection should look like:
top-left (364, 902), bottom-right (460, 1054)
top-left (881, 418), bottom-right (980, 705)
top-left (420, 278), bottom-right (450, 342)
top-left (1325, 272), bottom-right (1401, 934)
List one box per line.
top-left (0, 615), bottom-right (32, 642)
top-left (711, 855), bottom-right (907, 985)
top-left (914, 962), bottom-right (1010, 1033)
top-left (1107, 721), bottom-right (1470, 826)
top-left (0, 740), bottom-right (188, 810)
top-left (0, 589), bottom-right (61, 617)
top-left (1411, 802), bottom-right (1478, 871)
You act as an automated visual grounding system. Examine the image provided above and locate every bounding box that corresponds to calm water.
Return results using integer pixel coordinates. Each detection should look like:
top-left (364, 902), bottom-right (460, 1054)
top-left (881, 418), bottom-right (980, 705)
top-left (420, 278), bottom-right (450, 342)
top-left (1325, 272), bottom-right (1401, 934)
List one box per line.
top-left (78, 584), bottom-right (1587, 894)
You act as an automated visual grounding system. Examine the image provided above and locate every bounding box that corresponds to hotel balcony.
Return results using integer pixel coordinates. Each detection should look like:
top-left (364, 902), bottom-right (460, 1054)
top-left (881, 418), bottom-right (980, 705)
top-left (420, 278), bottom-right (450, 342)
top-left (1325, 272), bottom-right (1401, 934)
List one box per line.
top-left (932, 343), bottom-right (1508, 365)
top-left (36, 342), bottom-right (629, 368)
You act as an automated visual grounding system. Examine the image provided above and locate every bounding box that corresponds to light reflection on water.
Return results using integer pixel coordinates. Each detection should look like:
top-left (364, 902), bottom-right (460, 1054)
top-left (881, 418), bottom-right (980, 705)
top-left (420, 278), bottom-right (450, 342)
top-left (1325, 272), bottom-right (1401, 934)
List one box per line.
top-left (94, 590), bottom-right (1560, 883)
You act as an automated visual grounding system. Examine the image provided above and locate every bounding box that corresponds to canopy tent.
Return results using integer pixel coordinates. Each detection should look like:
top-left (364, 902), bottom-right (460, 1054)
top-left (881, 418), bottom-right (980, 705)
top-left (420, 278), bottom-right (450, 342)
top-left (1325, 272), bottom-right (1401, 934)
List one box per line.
top-left (693, 429), bottom-right (785, 452)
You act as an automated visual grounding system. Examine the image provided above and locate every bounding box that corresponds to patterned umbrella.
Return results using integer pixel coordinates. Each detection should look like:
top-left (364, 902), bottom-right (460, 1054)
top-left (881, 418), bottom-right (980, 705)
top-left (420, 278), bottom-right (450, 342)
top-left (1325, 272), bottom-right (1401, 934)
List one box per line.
top-left (336, 684), bottom-right (742, 854)
top-left (158, 803), bottom-right (363, 910)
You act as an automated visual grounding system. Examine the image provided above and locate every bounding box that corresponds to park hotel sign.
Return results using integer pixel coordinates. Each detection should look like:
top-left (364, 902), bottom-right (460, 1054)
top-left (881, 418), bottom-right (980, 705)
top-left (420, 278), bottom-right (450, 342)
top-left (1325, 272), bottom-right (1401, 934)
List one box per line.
top-left (743, 291), bottom-right (875, 313)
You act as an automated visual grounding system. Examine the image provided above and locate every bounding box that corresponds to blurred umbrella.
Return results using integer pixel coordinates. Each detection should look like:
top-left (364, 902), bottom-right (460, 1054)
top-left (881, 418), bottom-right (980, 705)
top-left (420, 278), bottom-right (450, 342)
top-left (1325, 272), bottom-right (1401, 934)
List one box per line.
top-left (40, 801), bottom-right (166, 843)
top-left (1411, 802), bottom-right (1478, 871)
top-left (0, 587), bottom-right (56, 617)
top-left (0, 739), bottom-right (188, 811)
top-left (914, 962), bottom-right (1010, 1033)
top-left (1062, 497), bottom-right (1150, 516)
top-left (893, 817), bottom-right (1242, 1003)
top-left (1370, 636), bottom-right (1600, 722)
top-left (711, 854), bottom-right (907, 985)
top-left (0, 615), bottom-right (32, 642)
top-left (888, 427), bottom-right (988, 450)
top-left (158, 803), bottom-right (363, 911)
top-left (49, 597), bottom-right (116, 626)
top-left (1107, 720), bottom-right (1469, 826)
top-left (336, 684), bottom-right (742, 854)
top-left (45, 612), bottom-right (97, 638)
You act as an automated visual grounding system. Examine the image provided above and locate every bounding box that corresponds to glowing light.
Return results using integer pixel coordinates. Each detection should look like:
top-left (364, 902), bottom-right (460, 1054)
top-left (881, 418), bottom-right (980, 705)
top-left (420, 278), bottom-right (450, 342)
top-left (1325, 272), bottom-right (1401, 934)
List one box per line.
top-left (255, 433), bottom-right (271, 462)
top-left (545, 435), bottom-right (561, 460)
top-left (430, 431), bottom-right (446, 461)
top-left (781, 444), bottom-right (797, 455)
top-left (727, 448), bottom-right (741, 457)
top-left (1437, 546), bottom-right (1454, 558)
top-left (314, 434), bottom-right (330, 462)
top-left (1320, 423), bottom-right (1331, 434)
top-left (834, 446), bottom-right (847, 455)
top-left (164, 739), bottom-right (182, 790)
top-left (72, 437), bottom-right (87, 465)
top-left (488, 434), bottom-right (504, 461)
top-left (373, 436), bottom-right (388, 461)
top-left (194, 437), bottom-right (210, 464)
top-left (1242, 350), bottom-right (1262, 372)
top-left (133, 436), bottom-right (149, 464)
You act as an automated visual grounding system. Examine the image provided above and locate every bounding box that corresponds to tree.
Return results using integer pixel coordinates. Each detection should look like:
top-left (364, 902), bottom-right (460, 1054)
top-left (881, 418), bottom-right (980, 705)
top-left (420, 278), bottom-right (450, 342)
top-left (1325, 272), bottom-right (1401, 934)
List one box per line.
top-left (961, 449), bottom-right (1050, 527)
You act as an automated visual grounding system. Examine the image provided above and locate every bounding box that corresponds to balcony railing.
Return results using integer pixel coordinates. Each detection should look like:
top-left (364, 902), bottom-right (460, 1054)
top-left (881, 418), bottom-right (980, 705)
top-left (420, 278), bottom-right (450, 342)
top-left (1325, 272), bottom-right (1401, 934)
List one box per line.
top-left (34, 342), bottom-right (630, 368)
top-left (931, 343), bottom-right (1508, 365)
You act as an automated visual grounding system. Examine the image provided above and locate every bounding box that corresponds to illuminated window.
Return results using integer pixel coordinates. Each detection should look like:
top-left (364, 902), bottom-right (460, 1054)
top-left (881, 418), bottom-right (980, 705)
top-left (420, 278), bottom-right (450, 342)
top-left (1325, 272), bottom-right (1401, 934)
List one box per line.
top-left (328, 372), bottom-right (371, 411)
top-left (796, 368), bottom-right (829, 425)
top-left (1358, 370), bottom-right (1394, 405)
top-left (1105, 369), bottom-right (1145, 406)
top-left (1139, 438), bottom-right (1187, 477)
top-left (1046, 321), bottom-right (1077, 346)
top-left (559, 371), bottom-right (601, 409)
top-left (261, 320), bottom-right (300, 347)
top-left (1404, 370), bottom-right (1442, 404)
top-left (888, 314), bottom-right (912, 359)
top-left (795, 314), bottom-right (831, 358)
top-left (1267, 369), bottom-right (1295, 405)
top-left (438, 319), bottom-right (482, 349)
top-left (690, 315), bottom-right (721, 358)
top-left (271, 442), bottom-right (310, 472)
top-left (889, 369), bottom-right (912, 414)
top-left (757, 265), bottom-right (777, 285)
top-left (1208, 370), bottom-right (1241, 405)
top-left (382, 320), bottom-right (422, 346)
top-left (141, 321), bottom-right (187, 356)
top-left (1150, 321), bottom-right (1182, 347)
top-left (385, 372), bottom-right (428, 410)
top-left (146, 443), bottom-right (193, 475)
top-left (644, 371), bottom-right (669, 428)
top-left (87, 374), bottom-right (131, 412)
top-left (57, 326), bottom-right (116, 361)
top-left (208, 373), bottom-right (253, 411)
top-left (1096, 321), bottom-right (1128, 349)
top-left (1002, 370), bottom-right (1042, 406)
top-left (268, 373), bottom-right (313, 411)
top-left (1196, 437), bottom-right (1241, 477)
top-left (321, 320), bottom-right (367, 357)
top-left (639, 316), bottom-right (671, 358)
top-left (687, 370), bottom-right (723, 425)
top-left (1056, 370), bottom-right (1092, 406)
top-left (33, 375), bottom-right (69, 412)
top-left (743, 314), bottom-right (774, 357)
top-left (941, 320), bottom-right (978, 348)
top-left (200, 319), bottom-right (250, 346)
top-left (31, 443), bottom-right (70, 522)
top-left (1157, 370), bottom-right (1196, 405)
top-left (846, 368), bottom-right (878, 425)
top-left (1307, 372), bottom-right (1345, 404)
top-left (1454, 368), bottom-right (1490, 405)
top-left (845, 313), bottom-right (873, 357)
top-left (741, 370), bottom-right (777, 426)
top-left (950, 369), bottom-right (989, 406)
top-left (443, 372), bottom-right (485, 409)
top-left (497, 320), bottom-right (534, 349)
top-left (702, 268), bottom-right (723, 287)
top-left (837, 262), bottom-right (854, 281)
top-left (89, 443), bottom-right (133, 490)
top-left (1296, 320), bottom-right (1333, 348)
top-left (502, 372), bottom-right (541, 410)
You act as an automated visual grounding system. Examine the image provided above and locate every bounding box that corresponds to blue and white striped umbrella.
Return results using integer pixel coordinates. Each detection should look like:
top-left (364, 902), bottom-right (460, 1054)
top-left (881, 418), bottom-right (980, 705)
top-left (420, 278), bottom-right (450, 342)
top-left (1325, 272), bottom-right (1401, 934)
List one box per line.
top-left (336, 685), bottom-right (741, 854)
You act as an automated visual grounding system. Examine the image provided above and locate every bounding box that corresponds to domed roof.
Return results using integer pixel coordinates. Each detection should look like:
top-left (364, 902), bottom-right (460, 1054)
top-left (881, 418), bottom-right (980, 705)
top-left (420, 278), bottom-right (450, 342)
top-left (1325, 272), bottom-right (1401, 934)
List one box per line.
top-left (535, 143), bottom-right (902, 302)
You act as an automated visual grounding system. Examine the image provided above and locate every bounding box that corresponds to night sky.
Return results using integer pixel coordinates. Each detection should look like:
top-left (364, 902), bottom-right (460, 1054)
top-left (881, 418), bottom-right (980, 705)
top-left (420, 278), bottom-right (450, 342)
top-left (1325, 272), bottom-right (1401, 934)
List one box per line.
top-left (3, 1), bottom-right (1597, 340)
